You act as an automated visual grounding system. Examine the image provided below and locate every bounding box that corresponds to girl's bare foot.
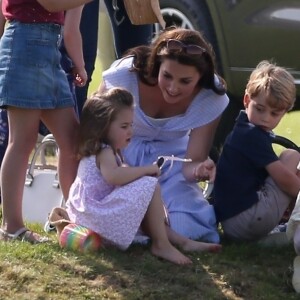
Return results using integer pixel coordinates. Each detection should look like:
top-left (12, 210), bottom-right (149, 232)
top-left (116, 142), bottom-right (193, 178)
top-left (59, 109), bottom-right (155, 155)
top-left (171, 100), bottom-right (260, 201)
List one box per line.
top-left (151, 242), bottom-right (192, 265)
top-left (181, 239), bottom-right (222, 253)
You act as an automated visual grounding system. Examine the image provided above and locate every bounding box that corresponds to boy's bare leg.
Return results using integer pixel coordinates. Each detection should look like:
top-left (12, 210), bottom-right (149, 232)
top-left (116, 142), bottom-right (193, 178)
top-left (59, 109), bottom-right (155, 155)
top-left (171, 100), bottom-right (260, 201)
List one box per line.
top-left (142, 185), bottom-right (192, 265)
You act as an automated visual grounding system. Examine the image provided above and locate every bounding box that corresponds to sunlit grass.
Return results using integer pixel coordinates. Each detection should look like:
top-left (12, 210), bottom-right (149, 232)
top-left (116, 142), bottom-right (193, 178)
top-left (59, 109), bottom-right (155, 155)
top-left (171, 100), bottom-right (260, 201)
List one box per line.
top-left (274, 110), bottom-right (300, 146)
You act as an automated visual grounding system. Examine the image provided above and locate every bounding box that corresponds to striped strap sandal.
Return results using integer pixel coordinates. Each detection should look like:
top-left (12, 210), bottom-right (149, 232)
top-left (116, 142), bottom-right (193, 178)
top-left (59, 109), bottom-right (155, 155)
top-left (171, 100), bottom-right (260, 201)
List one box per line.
top-left (0, 227), bottom-right (49, 244)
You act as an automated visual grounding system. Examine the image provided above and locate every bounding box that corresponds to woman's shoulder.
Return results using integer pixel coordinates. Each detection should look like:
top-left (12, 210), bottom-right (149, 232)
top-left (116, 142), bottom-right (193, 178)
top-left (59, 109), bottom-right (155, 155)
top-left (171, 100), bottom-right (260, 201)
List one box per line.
top-left (103, 56), bottom-right (134, 74)
top-left (188, 89), bottom-right (229, 119)
top-left (102, 56), bottom-right (139, 94)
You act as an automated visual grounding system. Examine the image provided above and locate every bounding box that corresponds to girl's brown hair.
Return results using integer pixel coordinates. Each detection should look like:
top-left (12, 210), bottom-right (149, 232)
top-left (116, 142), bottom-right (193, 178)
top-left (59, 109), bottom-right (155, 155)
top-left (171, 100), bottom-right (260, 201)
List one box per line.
top-left (78, 87), bottom-right (134, 158)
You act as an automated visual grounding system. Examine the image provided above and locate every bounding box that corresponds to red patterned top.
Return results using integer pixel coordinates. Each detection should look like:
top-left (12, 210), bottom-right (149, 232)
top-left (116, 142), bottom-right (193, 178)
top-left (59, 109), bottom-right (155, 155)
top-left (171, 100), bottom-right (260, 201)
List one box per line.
top-left (2, 0), bottom-right (64, 24)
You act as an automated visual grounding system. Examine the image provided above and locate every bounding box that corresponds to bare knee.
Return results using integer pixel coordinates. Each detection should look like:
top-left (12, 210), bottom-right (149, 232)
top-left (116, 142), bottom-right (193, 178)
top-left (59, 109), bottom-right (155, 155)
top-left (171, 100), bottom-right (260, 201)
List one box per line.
top-left (7, 136), bottom-right (36, 159)
top-left (279, 149), bottom-right (300, 173)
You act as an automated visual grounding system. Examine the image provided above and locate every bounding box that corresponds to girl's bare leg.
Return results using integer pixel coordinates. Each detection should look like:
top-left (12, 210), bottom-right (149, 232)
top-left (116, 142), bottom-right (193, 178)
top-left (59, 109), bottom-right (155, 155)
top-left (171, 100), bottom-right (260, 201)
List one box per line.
top-left (142, 185), bottom-right (192, 265)
top-left (42, 107), bottom-right (79, 199)
top-left (1, 108), bottom-right (40, 233)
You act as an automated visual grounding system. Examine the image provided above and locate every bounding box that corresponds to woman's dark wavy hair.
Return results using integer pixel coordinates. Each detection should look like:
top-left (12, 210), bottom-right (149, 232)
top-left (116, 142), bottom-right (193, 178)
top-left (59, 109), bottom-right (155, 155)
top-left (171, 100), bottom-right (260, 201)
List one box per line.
top-left (123, 26), bottom-right (226, 95)
top-left (78, 87), bottom-right (133, 158)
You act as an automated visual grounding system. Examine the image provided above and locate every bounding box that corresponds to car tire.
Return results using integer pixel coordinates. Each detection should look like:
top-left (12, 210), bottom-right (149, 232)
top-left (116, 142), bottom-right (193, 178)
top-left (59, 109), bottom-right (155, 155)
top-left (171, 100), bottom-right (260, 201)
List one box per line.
top-left (159, 0), bottom-right (221, 73)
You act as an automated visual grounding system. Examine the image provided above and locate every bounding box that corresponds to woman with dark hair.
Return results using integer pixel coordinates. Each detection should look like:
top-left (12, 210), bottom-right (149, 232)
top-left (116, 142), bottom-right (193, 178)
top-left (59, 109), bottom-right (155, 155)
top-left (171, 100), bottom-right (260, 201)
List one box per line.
top-left (98, 27), bottom-right (229, 243)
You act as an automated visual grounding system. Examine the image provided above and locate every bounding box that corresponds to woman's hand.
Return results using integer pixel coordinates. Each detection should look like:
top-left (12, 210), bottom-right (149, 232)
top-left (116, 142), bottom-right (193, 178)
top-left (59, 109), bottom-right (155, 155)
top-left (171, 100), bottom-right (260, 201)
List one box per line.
top-left (193, 157), bottom-right (216, 183)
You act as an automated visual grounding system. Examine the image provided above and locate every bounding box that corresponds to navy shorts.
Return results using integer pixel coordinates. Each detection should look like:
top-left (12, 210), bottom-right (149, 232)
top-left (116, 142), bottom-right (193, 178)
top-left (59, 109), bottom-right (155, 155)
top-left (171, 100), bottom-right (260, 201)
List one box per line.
top-left (0, 21), bottom-right (75, 109)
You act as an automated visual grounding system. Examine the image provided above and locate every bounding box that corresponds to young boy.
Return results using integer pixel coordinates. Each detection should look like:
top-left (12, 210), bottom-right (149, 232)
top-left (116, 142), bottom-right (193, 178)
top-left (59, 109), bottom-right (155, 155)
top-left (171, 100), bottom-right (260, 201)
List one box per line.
top-left (213, 60), bottom-right (300, 292)
top-left (214, 60), bottom-right (300, 239)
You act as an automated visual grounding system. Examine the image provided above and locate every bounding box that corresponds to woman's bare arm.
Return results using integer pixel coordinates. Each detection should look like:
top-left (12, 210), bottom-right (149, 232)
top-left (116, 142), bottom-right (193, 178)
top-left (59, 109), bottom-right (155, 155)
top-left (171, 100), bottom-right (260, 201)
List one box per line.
top-left (182, 117), bottom-right (221, 182)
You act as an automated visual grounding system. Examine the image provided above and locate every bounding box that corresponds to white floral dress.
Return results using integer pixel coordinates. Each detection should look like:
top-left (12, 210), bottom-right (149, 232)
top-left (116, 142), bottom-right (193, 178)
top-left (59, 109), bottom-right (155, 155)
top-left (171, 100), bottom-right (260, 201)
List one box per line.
top-left (66, 154), bottom-right (157, 250)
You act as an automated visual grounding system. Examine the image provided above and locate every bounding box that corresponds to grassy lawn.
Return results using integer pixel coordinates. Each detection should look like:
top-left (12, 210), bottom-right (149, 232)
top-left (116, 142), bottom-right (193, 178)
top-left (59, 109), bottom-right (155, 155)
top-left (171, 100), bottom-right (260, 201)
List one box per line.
top-left (1, 54), bottom-right (300, 299)
top-left (0, 223), bottom-right (298, 300)
top-left (1, 109), bottom-right (300, 299)
top-left (273, 110), bottom-right (300, 151)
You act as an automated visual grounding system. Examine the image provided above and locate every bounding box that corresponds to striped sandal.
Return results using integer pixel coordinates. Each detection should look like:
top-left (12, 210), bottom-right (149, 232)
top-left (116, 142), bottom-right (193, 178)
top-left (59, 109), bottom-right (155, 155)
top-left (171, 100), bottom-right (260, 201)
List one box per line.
top-left (0, 227), bottom-right (49, 244)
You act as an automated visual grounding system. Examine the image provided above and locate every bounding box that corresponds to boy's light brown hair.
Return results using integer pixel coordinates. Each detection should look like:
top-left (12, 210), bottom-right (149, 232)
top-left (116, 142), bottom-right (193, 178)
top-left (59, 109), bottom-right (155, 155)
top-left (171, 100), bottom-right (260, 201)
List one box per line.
top-left (245, 60), bottom-right (296, 111)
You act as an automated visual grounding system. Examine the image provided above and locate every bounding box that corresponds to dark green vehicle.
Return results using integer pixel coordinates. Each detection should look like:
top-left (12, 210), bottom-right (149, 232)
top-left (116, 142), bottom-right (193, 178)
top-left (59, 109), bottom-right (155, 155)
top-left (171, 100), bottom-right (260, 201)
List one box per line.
top-left (159, 0), bottom-right (300, 146)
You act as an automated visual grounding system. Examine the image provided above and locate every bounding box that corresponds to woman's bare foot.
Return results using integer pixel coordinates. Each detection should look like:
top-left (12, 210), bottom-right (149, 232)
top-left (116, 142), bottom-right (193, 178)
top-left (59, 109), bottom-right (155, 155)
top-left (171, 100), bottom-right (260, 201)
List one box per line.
top-left (181, 239), bottom-right (222, 253)
top-left (151, 242), bottom-right (192, 265)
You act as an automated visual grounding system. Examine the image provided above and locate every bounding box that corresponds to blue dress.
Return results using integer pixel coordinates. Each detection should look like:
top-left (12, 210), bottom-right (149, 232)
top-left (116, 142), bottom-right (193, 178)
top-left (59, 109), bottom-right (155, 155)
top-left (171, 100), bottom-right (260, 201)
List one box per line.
top-left (102, 57), bottom-right (229, 243)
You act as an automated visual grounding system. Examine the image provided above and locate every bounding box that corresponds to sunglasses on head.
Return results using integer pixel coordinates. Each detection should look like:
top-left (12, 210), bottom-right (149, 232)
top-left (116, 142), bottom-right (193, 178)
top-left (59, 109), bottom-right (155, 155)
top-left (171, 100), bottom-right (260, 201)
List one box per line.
top-left (165, 39), bottom-right (206, 55)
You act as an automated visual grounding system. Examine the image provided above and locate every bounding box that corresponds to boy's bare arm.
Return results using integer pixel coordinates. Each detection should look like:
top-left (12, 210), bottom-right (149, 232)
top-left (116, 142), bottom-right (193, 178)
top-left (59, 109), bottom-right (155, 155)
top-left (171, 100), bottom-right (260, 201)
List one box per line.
top-left (37, 0), bottom-right (92, 12)
top-left (267, 160), bottom-right (300, 197)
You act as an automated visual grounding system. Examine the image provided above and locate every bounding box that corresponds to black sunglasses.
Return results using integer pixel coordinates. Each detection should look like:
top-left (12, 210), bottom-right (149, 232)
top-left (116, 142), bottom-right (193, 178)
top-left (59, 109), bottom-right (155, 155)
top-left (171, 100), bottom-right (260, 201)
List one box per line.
top-left (166, 39), bottom-right (206, 55)
top-left (156, 155), bottom-right (192, 169)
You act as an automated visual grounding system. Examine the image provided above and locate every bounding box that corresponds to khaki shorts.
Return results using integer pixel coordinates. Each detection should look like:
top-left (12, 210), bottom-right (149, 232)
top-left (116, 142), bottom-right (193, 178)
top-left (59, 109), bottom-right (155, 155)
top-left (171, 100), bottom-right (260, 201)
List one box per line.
top-left (221, 177), bottom-right (291, 241)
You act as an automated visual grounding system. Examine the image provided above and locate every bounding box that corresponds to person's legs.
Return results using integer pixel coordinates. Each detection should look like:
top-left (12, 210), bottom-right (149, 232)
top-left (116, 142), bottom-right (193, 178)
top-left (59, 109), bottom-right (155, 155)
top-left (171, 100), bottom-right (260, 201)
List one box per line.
top-left (222, 178), bottom-right (292, 241)
top-left (104, 0), bottom-right (153, 58)
top-left (41, 107), bottom-right (79, 200)
top-left (291, 190), bottom-right (300, 294)
top-left (294, 224), bottom-right (300, 255)
top-left (278, 149), bottom-right (300, 216)
top-left (1, 107), bottom-right (40, 233)
top-left (141, 185), bottom-right (192, 265)
top-left (75, 0), bottom-right (99, 116)
top-left (165, 226), bottom-right (222, 253)
top-left (293, 178), bottom-right (300, 293)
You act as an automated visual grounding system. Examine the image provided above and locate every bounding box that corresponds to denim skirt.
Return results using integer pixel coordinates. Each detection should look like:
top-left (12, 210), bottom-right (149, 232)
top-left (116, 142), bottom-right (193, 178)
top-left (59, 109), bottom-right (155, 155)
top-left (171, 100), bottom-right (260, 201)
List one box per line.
top-left (0, 21), bottom-right (75, 109)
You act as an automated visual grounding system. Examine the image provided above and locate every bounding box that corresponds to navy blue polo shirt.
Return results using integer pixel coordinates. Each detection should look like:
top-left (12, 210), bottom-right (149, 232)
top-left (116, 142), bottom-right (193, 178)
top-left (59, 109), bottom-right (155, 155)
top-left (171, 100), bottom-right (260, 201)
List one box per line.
top-left (213, 110), bottom-right (279, 222)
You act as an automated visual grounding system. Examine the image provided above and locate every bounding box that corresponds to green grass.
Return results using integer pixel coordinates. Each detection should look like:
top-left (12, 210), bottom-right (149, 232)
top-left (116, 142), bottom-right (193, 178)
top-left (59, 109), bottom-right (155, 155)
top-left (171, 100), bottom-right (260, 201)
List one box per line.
top-left (2, 57), bottom-right (300, 299)
top-left (0, 224), bottom-right (298, 300)
top-left (88, 57), bottom-right (102, 96)
top-left (274, 110), bottom-right (300, 148)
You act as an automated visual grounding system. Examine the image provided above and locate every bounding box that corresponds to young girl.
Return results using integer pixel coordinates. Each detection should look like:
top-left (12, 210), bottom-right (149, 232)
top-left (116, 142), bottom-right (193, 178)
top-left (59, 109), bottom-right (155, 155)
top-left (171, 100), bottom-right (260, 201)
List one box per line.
top-left (66, 87), bottom-right (221, 265)
top-left (0, 0), bottom-right (90, 243)
top-left (0, 5), bottom-right (86, 203)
